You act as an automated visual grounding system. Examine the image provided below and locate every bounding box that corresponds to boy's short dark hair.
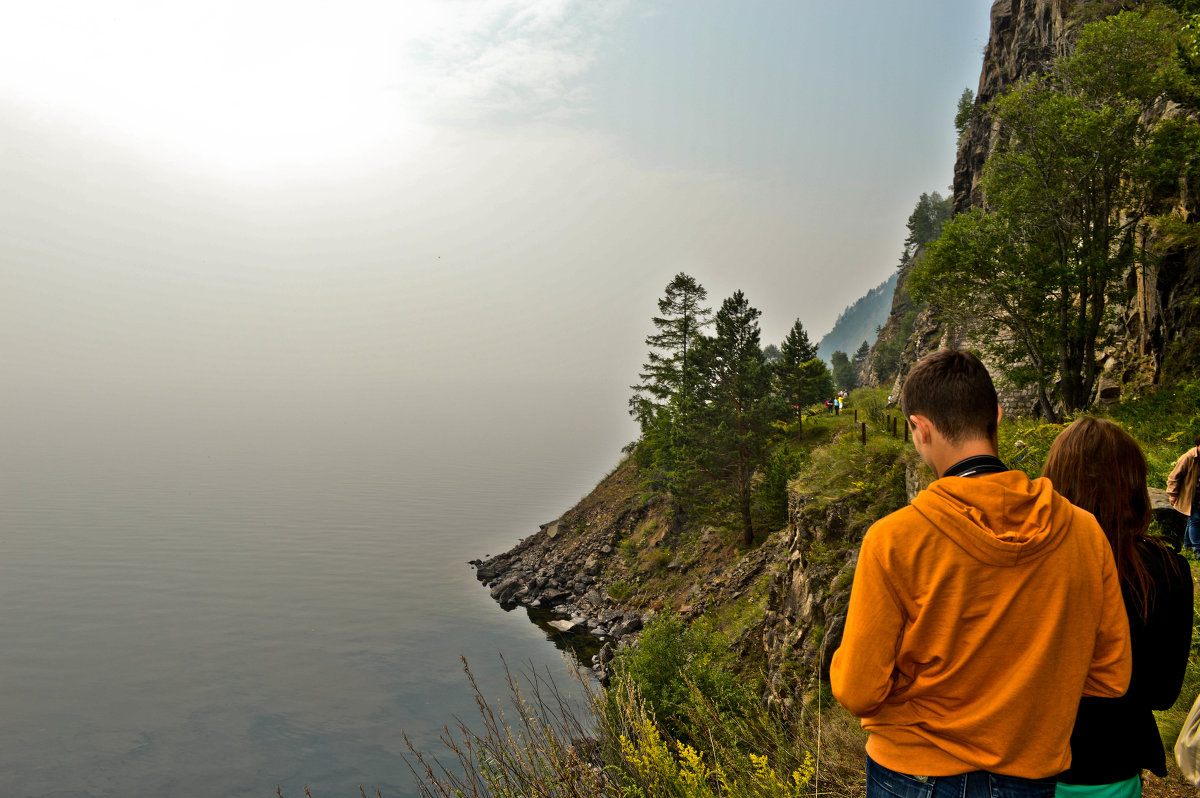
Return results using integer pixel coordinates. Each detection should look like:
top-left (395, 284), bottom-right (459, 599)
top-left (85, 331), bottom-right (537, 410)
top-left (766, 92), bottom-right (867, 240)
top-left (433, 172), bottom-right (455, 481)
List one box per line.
top-left (901, 349), bottom-right (999, 444)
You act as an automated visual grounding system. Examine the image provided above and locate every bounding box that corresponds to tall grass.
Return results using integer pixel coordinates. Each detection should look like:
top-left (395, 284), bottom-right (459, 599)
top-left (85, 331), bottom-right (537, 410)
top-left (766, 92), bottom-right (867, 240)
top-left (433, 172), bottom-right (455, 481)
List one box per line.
top-left (403, 639), bottom-right (868, 797)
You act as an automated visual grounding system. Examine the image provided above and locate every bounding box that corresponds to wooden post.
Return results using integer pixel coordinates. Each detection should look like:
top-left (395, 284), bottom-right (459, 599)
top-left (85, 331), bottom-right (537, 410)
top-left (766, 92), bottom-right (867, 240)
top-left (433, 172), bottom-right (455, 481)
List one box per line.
top-left (861, 421), bottom-right (867, 445)
top-left (904, 419), bottom-right (909, 443)
top-left (854, 409), bottom-right (858, 423)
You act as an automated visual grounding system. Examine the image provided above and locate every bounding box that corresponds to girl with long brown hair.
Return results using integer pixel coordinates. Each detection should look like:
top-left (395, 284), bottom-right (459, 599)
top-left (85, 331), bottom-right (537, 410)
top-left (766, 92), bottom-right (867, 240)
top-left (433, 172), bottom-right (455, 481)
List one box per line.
top-left (1042, 417), bottom-right (1193, 797)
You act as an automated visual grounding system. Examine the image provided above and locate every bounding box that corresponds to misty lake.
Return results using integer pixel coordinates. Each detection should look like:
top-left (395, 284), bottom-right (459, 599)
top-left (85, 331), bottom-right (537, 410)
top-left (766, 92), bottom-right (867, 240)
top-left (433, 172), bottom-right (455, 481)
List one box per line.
top-left (0, 380), bottom-right (631, 798)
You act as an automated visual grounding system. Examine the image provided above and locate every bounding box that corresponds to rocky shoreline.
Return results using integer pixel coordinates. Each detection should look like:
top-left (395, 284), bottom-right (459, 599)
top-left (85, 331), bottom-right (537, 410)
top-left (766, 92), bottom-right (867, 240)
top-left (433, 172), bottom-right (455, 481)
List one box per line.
top-left (471, 517), bottom-right (645, 684)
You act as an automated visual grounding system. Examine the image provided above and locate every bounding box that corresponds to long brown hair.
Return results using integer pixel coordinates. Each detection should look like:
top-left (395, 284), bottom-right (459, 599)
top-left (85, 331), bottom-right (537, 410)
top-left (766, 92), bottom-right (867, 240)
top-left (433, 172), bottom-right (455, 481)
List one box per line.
top-left (1042, 416), bottom-right (1164, 623)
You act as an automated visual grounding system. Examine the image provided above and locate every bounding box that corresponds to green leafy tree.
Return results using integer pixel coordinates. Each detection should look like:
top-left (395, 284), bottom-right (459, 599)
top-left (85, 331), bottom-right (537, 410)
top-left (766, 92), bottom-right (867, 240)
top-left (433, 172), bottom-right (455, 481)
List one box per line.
top-left (873, 310), bottom-right (917, 383)
top-left (698, 291), bottom-right (778, 545)
top-left (830, 349), bottom-right (857, 392)
top-left (609, 612), bottom-right (752, 747)
top-left (873, 340), bottom-right (901, 383)
top-left (757, 444), bottom-right (806, 532)
top-left (911, 10), bottom-right (1200, 418)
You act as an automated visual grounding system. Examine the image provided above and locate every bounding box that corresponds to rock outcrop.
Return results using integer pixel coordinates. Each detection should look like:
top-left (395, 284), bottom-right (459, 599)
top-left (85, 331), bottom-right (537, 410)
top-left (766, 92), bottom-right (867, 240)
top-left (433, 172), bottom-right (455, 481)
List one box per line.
top-left (954, 0), bottom-right (1076, 214)
top-left (471, 457), bottom-right (652, 682)
top-left (760, 440), bottom-right (914, 710)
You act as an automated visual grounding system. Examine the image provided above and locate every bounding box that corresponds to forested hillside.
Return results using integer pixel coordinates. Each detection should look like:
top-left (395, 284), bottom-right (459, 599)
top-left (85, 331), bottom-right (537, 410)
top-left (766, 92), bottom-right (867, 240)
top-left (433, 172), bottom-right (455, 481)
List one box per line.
top-left (815, 272), bottom-right (896, 367)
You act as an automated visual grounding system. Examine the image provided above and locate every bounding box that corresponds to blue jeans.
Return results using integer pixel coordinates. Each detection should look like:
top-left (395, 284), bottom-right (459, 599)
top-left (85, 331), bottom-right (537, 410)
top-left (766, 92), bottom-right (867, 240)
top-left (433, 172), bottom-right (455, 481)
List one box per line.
top-left (867, 756), bottom-right (1056, 798)
top-left (1186, 505), bottom-right (1200, 551)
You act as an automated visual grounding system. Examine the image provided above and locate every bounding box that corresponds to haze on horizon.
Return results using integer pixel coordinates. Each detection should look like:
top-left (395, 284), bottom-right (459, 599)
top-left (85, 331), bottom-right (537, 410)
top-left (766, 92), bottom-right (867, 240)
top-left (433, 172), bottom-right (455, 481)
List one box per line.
top-left (1, 1), bottom-right (992, 468)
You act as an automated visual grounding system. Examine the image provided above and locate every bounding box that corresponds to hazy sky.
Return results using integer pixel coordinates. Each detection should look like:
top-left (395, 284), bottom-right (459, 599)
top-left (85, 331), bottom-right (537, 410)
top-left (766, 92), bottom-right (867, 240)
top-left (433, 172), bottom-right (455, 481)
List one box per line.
top-left (1, 1), bottom-right (993, 451)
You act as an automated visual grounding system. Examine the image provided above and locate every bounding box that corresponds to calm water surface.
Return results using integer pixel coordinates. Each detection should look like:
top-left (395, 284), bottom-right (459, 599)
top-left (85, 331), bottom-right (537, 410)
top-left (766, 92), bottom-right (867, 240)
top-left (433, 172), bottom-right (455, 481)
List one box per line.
top-left (0, 382), bottom-right (629, 797)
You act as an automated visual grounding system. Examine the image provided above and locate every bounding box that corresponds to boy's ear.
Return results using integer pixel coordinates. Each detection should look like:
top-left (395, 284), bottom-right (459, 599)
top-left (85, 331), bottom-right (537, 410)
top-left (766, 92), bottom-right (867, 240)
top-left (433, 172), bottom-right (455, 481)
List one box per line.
top-left (909, 414), bottom-right (932, 444)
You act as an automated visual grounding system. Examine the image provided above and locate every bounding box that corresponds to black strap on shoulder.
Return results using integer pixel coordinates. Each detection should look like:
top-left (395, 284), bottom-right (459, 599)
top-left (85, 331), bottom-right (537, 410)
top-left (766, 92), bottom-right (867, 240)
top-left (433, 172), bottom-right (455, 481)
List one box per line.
top-left (943, 455), bottom-right (1009, 478)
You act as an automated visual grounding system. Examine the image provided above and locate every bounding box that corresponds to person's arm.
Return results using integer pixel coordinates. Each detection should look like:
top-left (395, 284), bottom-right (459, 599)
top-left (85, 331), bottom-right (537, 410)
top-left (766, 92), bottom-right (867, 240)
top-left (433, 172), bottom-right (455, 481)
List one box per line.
top-left (1082, 543), bottom-right (1132, 698)
top-left (1167, 452), bottom-right (1189, 505)
top-left (1141, 549), bottom-right (1194, 710)
top-left (830, 533), bottom-right (906, 717)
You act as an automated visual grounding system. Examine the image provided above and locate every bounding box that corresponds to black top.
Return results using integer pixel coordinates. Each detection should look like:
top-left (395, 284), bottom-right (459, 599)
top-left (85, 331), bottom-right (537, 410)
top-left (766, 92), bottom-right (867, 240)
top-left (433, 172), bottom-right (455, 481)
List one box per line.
top-left (1058, 539), bottom-right (1194, 784)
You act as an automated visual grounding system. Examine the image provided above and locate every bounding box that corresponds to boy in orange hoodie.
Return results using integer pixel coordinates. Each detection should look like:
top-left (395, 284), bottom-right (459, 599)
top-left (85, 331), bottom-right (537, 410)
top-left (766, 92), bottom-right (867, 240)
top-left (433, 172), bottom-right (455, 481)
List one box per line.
top-left (830, 349), bottom-right (1131, 798)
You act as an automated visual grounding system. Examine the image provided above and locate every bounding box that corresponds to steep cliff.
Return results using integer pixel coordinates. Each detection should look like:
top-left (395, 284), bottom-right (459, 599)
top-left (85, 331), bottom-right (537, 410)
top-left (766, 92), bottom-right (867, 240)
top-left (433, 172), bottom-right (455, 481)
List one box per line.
top-left (953, 0), bottom-right (1077, 214)
top-left (876, 0), bottom-right (1200, 408)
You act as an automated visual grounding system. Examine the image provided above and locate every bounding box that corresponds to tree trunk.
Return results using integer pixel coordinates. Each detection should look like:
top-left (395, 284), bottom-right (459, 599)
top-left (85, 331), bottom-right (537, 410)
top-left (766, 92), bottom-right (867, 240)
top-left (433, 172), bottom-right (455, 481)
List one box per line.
top-left (739, 448), bottom-right (754, 546)
top-left (740, 487), bottom-right (754, 546)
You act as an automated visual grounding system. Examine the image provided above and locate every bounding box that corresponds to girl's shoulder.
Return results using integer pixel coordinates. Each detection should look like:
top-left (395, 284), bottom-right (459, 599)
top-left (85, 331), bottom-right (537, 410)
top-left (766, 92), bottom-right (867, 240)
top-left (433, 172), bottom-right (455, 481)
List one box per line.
top-left (1138, 537), bottom-right (1191, 584)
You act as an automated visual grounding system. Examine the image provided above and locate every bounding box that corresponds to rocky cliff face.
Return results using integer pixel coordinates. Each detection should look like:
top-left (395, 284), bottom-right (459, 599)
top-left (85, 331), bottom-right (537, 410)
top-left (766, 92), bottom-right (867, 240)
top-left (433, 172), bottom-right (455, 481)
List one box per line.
top-left (876, 0), bottom-right (1200, 407)
top-left (858, 1), bottom-right (1080, 402)
top-left (769, 0), bottom-right (1200, 705)
top-left (760, 448), bottom-right (913, 710)
top-left (953, 0), bottom-right (1076, 213)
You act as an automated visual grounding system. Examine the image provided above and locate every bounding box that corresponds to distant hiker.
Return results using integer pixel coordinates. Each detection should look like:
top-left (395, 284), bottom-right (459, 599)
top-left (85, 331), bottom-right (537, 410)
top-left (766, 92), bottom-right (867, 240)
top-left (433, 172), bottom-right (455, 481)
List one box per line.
top-left (831, 349), bottom-right (1131, 798)
top-left (834, 396), bottom-right (841, 415)
top-left (887, 393), bottom-right (895, 408)
top-left (1166, 434), bottom-right (1200, 554)
top-left (825, 398), bottom-right (833, 414)
top-left (1043, 418), bottom-right (1192, 797)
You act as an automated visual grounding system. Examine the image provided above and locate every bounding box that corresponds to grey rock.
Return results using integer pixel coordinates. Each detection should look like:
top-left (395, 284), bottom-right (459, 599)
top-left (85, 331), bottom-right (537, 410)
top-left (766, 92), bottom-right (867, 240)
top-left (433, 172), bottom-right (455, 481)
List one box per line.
top-left (489, 576), bottom-right (524, 604)
top-left (610, 615), bottom-right (642, 638)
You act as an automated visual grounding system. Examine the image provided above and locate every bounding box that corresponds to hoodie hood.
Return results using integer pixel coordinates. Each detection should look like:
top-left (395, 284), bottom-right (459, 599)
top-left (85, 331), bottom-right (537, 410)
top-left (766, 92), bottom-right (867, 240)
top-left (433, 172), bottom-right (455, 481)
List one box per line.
top-left (911, 471), bottom-right (1076, 566)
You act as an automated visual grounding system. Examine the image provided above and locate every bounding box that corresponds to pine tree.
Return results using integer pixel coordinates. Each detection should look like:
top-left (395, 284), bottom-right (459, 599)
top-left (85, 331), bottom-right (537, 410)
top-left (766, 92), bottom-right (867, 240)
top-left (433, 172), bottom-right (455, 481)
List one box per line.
top-left (629, 273), bottom-right (714, 496)
top-left (776, 319), bottom-right (830, 438)
top-left (700, 291), bottom-right (777, 546)
top-left (628, 273), bottom-right (713, 428)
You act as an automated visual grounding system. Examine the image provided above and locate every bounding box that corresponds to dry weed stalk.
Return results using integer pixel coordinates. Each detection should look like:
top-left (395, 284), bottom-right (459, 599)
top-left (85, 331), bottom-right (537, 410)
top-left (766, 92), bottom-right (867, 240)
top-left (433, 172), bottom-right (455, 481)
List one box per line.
top-left (403, 654), bottom-right (606, 797)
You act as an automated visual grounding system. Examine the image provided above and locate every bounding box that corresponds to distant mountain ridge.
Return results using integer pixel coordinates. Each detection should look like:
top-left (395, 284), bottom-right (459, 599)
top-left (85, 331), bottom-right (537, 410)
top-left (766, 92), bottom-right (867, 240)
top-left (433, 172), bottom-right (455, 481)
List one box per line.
top-left (816, 271), bottom-right (898, 364)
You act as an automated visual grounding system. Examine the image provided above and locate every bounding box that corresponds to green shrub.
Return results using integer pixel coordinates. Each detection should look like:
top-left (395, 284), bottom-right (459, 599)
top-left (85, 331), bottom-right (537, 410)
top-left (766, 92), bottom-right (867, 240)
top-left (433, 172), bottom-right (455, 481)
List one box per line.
top-left (756, 444), bottom-right (806, 532)
top-left (609, 611), bottom-right (753, 747)
top-left (608, 580), bottom-right (634, 602)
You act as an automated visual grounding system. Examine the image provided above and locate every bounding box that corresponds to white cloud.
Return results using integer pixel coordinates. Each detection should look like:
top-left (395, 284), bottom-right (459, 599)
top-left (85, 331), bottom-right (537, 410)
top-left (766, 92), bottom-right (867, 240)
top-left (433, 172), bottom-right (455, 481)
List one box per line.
top-left (0, 0), bottom-right (624, 177)
top-left (398, 0), bottom-right (623, 122)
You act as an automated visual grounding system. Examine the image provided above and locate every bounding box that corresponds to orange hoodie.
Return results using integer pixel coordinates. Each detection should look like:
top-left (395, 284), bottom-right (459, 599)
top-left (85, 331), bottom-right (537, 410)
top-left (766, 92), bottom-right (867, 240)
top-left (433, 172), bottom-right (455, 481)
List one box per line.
top-left (830, 470), bottom-right (1131, 779)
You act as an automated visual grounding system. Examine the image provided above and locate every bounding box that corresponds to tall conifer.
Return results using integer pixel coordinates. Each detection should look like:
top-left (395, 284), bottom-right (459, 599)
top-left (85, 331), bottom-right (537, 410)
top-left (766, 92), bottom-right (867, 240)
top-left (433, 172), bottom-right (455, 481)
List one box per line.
top-left (777, 319), bottom-right (831, 439)
top-left (701, 291), bottom-right (776, 545)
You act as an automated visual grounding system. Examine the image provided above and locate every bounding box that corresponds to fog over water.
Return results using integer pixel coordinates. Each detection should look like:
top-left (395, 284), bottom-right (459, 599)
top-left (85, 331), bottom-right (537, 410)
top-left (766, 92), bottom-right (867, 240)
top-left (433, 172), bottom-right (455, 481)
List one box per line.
top-left (0, 2), bottom-right (991, 794)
